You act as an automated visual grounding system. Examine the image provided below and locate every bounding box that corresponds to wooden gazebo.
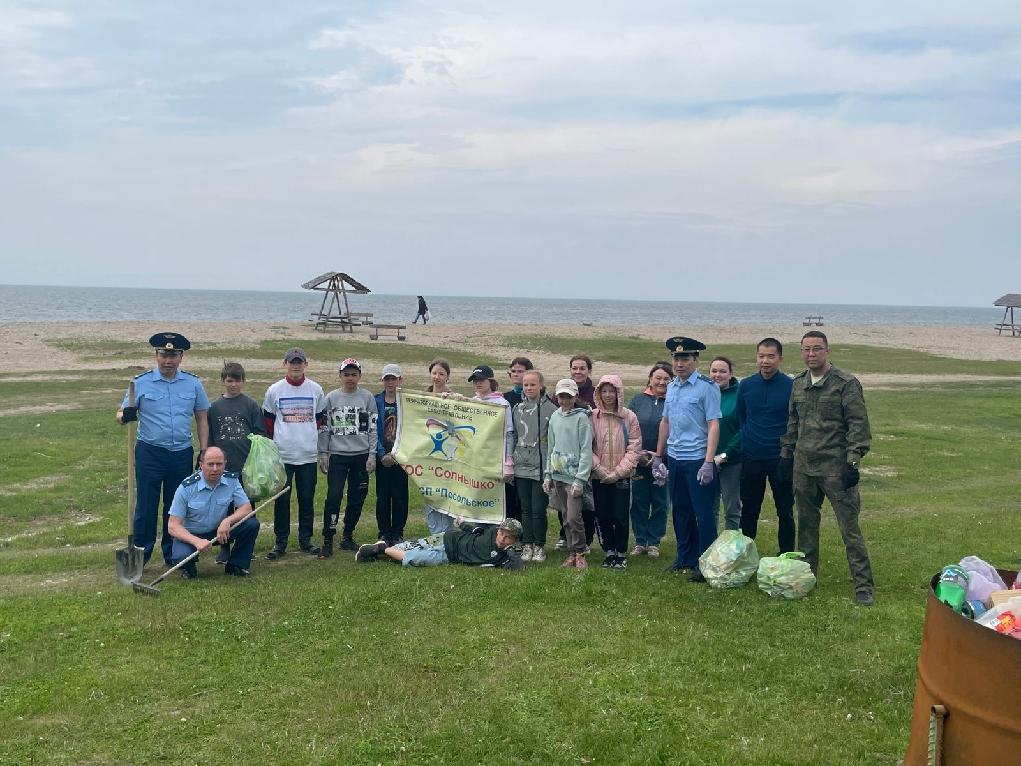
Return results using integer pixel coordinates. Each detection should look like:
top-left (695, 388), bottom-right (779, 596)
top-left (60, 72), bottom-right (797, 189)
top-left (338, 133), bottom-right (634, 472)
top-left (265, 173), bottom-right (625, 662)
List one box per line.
top-left (993, 294), bottom-right (1021, 337)
top-left (303, 272), bottom-right (371, 332)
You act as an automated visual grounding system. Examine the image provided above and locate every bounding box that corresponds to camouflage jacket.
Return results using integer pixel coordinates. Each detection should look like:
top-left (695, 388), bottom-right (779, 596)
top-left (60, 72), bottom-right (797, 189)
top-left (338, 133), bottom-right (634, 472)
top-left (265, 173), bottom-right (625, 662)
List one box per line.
top-left (779, 365), bottom-right (871, 476)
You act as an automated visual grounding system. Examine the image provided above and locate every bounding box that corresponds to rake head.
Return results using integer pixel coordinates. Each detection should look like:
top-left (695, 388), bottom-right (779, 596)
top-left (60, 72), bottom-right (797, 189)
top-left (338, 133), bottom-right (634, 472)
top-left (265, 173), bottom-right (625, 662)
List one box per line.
top-left (131, 581), bottom-right (162, 597)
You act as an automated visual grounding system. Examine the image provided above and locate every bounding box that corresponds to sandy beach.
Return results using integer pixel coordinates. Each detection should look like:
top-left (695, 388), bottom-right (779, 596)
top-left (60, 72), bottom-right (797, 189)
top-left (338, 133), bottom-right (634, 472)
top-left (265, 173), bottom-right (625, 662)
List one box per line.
top-left (2, 320), bottom-right (1020, 377)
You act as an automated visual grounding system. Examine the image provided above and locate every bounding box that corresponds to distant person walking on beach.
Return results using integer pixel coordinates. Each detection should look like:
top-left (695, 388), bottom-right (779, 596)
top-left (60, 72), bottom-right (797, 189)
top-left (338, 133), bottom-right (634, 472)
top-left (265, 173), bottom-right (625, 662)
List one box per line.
top-left (780, 331), bottom-right (875, 606)
top-left (413, 296), bottom-right (430, 324)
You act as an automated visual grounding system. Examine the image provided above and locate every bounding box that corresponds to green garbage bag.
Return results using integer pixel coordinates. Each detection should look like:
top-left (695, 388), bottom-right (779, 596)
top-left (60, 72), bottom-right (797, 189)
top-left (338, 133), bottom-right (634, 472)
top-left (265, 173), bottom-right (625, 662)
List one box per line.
top-left (241, 434), bottom-right (286, 502)
top-left (757, 551), bottom-right (816, 600)
top-left (698, 529), bottom-right (759, 588)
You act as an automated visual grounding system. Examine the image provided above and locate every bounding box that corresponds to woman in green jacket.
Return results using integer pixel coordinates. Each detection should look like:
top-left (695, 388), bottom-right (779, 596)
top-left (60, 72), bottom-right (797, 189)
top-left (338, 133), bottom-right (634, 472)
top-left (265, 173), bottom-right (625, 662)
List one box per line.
top-left (709, 356), bottom-right (742, 531)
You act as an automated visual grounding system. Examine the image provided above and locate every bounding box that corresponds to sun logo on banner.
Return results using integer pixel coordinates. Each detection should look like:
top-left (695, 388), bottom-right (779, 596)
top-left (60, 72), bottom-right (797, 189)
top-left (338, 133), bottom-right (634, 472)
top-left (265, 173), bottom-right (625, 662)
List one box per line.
top-left (425, 418), bottom-right (476, 461)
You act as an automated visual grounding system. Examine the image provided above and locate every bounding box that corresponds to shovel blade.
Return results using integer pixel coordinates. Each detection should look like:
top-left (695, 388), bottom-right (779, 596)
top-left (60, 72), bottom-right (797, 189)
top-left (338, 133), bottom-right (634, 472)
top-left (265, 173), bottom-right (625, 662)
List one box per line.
top-left (115, 545), bottom-right (146, 585)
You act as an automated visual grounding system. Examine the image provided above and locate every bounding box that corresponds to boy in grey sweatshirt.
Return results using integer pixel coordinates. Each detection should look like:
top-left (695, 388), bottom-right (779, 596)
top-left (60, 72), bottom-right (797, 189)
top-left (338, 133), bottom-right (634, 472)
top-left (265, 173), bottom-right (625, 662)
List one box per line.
top-left (543, 379), bottom-right (594, 568)
top-left (317, 358), bottom-right (378, 556)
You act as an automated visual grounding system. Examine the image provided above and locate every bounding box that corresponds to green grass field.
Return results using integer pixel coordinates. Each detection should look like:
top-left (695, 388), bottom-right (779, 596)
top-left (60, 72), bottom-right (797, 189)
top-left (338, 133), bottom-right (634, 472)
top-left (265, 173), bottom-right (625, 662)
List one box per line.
top-left (2, 337), bottom-right (1019, 765)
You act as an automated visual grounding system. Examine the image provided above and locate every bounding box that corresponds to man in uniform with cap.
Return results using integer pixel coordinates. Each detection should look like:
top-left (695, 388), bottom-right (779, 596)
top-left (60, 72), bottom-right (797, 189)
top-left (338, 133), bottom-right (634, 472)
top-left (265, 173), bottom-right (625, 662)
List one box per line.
top-left (117, 332), bottom-right (210, 566)
top-left (354, 518), bottom-right (524, 569)
top-left (779, 331), bottom-right (875, 605)
top-left (262, 347), bottom-right (325, 559)
top-left (167, 446), bottom-right (259, 578)
top-left (655, 336), bottom-right (721, 582)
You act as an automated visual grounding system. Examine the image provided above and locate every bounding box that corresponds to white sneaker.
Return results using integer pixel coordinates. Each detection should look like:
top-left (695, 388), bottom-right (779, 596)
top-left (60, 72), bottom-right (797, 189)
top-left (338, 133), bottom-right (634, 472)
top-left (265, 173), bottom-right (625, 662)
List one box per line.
top-left (532, 546), bottom-right (546, 563)
top-left (646, 545), bottom-right (660, 558)
top-left (520, 544), bottom-right (534, 562)
top-left (554, 538), bottom-right (567, 550)
top-left (631, 544), bottom-right (646, 556)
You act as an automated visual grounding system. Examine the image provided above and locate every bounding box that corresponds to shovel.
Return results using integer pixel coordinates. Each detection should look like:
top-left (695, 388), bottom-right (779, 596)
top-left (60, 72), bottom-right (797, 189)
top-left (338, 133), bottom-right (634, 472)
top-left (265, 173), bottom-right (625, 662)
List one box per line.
top-left (132, 486), bottom-right (288, 597)
top-left (115, 381), bottom-right (146, 585)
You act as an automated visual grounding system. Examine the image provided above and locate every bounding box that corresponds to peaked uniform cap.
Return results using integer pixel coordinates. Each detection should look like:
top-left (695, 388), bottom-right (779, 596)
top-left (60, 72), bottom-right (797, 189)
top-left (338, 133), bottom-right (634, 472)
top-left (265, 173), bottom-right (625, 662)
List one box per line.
top-left (149, 332), bottom-right (191, 352)
top-left (665, 336), bottom-right (706, 355)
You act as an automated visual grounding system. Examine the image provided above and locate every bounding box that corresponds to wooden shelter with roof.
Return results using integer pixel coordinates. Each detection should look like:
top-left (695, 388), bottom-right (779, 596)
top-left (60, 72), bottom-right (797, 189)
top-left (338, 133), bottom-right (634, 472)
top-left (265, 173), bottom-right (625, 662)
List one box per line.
top-left (993, 294), bottom-right (1021, 337)
top-left (303, 272), bottom-right (372, 332)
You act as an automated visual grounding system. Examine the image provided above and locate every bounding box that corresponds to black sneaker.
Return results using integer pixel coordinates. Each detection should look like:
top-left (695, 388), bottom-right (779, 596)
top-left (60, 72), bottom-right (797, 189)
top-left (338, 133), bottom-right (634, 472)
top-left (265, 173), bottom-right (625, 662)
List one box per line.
top-left (318, 541), bottom-right (334, 559)
top-left (339, 536), bottom-right (358, 552)
top-left (266, 545), bottom-right (286, 561)
top-left (664, 562), bottom-right (687, 573)
top-left (214, 545), bottom-right (230, 565)
top-left (855, 590), bottom-right (875, 607)
top-left (355, 541), bottom-right (386, 562)
top-left (612, 557), bottom-right (628, 570)
top-left (224, 563), bottom-right (249, 577)
top-left (299, 542), bottom-right (321, 556)
top-left (688, 570), bottom-right (707, 583)
top-left (601, 554), bottom-right (616, 569)
top-left (181, 566), bottom-right (197, 580)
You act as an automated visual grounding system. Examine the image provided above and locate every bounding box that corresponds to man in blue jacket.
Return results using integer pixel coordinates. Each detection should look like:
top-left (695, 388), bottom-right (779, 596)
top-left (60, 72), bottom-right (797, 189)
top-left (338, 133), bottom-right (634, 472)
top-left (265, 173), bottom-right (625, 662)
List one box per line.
top-left (736, 337), bottom-right (795, 553)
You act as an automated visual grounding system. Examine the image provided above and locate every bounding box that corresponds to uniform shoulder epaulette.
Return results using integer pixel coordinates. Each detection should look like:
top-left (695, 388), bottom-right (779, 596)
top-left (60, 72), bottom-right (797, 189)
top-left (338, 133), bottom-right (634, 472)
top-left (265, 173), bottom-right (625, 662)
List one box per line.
top-left (133, 370), bottom-right (149, 380)
top-left (698, 373), bottom-right (713, 383)
top-left (223, 470), bottom-right (240, 480)
top-left (831, 367), bottom-right (857, 382)
top-left (179, 370), bottom-right (199, 379)
top-left (792, 370), bottom-right (809, 380)
top-left (181, 471), bottom-right (202, 486)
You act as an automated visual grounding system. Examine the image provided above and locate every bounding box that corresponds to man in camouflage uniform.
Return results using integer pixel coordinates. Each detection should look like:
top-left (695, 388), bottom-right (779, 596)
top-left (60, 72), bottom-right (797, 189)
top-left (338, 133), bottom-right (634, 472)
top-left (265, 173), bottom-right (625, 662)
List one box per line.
top-left (779, 331), bottom-right (875, 606)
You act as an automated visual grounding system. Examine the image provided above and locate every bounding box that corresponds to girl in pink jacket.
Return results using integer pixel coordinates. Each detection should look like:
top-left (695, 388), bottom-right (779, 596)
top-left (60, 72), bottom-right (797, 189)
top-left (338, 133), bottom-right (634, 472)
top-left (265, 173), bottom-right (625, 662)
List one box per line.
top-left (590, 374), bottom-right (642, 569)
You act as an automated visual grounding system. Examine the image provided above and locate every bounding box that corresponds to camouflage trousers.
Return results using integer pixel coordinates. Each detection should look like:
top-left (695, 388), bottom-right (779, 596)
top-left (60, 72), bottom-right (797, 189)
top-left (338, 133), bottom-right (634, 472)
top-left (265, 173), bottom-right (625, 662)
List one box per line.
top-left (794, 473), bottom-right (874, 595)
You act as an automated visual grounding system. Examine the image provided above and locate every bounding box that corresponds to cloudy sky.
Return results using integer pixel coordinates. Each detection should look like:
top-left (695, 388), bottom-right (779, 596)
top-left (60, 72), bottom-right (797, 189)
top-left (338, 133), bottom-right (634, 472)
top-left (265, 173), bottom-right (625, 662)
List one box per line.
top-left (2, 2), bottom-right (1020, 306)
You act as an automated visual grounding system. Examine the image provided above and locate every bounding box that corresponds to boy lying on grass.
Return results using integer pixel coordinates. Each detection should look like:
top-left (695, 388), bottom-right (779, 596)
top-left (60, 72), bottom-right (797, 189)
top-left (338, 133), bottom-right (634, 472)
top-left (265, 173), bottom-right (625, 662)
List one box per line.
top-left (356, 518), bottom-right (523, 569)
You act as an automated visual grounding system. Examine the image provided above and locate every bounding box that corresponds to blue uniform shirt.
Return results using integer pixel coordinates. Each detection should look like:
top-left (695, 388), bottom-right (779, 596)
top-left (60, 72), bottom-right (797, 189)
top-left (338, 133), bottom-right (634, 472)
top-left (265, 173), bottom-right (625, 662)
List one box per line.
top-left (123, 368), bottom-right (210, 451)
top-left (169, 471), bottom-right (249, 534)
top-left (663, 371), bottom-right (722, 461)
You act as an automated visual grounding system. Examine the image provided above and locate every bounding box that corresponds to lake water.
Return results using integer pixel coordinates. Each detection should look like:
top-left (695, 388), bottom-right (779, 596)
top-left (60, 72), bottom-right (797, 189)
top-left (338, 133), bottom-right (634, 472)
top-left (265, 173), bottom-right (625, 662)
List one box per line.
top-left (0, 283), bottom-right (998, 327)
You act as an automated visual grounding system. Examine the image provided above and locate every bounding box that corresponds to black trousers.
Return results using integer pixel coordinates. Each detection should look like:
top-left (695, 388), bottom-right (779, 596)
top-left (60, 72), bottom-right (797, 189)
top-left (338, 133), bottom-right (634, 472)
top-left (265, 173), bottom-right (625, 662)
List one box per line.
top-left (323, 453), bottom-right (369, 539)
top-left (375, 462), bottom-right (409, 543)
top-left (274, 462), bottom-right (318, 547)
top-left (739, 457), bottom-right (796, 553)
top-left (592, 480), bottom-right (630, 555)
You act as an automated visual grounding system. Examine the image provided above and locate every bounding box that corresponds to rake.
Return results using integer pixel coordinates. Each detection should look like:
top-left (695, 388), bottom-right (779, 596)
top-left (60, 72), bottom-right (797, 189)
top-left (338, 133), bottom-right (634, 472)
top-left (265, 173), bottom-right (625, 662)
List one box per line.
top-left (132, 486), bottom-right (288, 597)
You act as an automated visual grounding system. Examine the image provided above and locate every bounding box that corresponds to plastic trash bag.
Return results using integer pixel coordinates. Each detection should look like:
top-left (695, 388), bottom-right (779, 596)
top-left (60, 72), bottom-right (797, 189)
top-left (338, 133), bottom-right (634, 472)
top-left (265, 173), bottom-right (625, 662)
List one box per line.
top-left (241, 434), bottom-right (287, 501)
top-left (959, 555), bottom-right (1007, 602)
top-left (757, 551), bottom-right (817, 600)
top-left (698, 530), bottom-right (759, 588)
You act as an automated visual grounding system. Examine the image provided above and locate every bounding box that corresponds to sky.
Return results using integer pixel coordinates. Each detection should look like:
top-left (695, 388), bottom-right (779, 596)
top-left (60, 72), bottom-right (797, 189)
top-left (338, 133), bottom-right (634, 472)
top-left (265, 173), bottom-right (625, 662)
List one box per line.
top-left (2, 2), bottom-right (1020, 306)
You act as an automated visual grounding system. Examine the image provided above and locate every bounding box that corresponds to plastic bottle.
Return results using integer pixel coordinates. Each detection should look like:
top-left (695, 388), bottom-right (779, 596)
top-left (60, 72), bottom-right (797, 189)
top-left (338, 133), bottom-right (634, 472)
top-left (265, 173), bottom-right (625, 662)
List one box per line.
top-left (934, 564), bottom-right (970, 613)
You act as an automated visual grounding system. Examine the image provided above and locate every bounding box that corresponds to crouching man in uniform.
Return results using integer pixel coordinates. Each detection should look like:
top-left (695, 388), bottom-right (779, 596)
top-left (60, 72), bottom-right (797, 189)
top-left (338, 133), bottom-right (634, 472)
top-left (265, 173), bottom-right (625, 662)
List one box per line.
top-left (355, 518), bottom-right (523, 569)
top-left (167, 447), bottom-right (260, 578)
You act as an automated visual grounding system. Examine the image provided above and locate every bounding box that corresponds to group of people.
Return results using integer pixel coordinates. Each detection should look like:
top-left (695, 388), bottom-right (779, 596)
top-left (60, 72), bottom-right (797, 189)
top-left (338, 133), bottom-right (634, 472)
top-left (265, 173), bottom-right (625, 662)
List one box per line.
top-left (116, 327), bottom-right (875, 605)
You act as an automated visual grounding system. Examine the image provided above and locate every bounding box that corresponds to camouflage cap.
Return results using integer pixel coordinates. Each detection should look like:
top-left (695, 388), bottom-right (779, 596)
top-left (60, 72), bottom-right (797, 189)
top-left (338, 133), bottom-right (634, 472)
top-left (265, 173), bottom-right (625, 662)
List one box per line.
top-left (498, 518), bottom-right (523, 537)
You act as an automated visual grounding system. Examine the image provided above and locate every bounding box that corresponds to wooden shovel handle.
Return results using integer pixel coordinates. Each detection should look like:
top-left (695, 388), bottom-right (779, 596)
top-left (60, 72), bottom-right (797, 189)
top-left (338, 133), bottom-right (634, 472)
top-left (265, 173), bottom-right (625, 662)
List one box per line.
top-left (127, 381), bottom-right (136, 535)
